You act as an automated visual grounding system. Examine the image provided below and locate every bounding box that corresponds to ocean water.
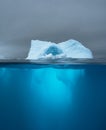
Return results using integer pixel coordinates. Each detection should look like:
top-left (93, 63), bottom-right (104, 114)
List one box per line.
top-left (0, 61), bottom-right (106, 130)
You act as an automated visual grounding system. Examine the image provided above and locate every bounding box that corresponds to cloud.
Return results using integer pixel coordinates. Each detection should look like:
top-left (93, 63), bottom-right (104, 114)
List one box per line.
top-left (0, 0), bottom-right (106, 58)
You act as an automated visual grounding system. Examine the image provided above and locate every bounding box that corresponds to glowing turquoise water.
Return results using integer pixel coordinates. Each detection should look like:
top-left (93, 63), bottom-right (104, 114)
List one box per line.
top-left (0, 64), bottom-right (106, 130)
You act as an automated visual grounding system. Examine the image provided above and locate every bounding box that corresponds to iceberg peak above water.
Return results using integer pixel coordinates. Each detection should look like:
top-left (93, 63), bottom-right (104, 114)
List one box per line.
top-left (27, 39), bottom-right (93, 59)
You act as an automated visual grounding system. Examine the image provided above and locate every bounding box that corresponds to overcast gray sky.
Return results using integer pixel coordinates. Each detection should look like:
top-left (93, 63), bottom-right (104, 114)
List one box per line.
top-left (0, 0), bottom-right (106, 58)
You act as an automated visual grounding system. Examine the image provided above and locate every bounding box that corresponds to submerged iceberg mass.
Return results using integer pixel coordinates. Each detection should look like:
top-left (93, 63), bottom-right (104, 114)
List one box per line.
top-left (27, 39), bottom-right (93, 59)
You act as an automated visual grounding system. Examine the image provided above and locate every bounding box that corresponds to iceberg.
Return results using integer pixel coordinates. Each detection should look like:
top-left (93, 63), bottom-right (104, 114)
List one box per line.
top-left (27, 39), bottom-right (93, 59)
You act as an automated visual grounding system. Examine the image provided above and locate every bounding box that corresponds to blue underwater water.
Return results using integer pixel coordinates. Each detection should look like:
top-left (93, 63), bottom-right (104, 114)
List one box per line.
top-left (0, 63), bottom-right (106, 130)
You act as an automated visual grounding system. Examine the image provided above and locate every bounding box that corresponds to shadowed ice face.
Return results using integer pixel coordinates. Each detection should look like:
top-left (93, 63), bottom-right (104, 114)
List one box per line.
top-left (44, 45), bottom-right (63, 56)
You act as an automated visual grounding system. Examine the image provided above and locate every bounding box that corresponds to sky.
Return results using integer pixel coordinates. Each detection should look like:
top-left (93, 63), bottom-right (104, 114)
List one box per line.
top-left (0, 0), bottom-right (106, 58)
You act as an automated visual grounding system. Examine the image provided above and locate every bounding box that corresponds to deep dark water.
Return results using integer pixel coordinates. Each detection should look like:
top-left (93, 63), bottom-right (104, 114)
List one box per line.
top-left (0, 64), bottom-right (106, 130)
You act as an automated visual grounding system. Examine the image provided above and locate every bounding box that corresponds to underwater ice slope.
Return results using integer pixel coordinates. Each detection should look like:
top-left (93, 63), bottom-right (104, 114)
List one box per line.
top-left (30, 67), bottom-right (85, 107)
top-left (27, 39), bottom-right (93, 59)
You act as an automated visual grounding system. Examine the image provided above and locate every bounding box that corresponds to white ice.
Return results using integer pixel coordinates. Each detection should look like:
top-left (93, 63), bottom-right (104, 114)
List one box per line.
top-left (27, 39), bottom-right (93, 59)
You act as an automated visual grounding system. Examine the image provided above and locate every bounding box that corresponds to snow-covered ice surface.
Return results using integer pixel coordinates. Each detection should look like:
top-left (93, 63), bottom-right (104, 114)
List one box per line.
top-left (27, 39), bottom-right (93, 59)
